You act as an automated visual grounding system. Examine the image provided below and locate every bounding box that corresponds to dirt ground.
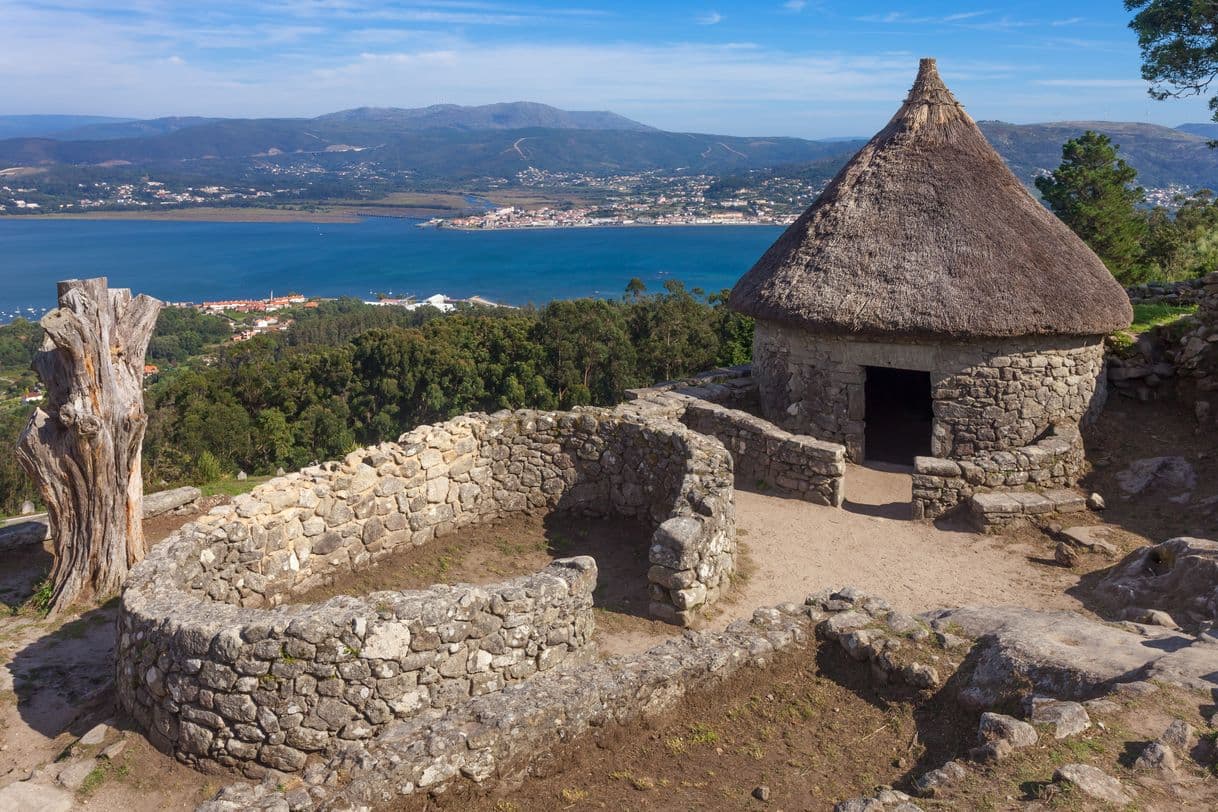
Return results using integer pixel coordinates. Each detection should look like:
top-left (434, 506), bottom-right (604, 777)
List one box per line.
top-left (0, 519), bottom-right (219, 811)
top-left (290, 513), bottom-right (653, 613)
top-left (1, 395), bottom-right (1215, 810)
top-left (400, 642), bottom-right (974, 812)
top-left (1082, 396), bottom-right (1218, 541)
top-left (397, 651), bottom-right (1217, 812)
top-left (289, 513), bottom-right (679, 656)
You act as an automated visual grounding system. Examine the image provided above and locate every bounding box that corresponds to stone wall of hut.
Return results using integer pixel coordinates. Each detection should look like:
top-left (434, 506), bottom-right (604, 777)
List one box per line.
top-left (751, 322), bottom-right (1107, 462)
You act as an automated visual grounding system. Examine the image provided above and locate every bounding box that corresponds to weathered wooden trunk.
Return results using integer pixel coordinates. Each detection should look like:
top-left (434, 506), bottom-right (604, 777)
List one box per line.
top-left (17, 278), bottom-right (162, 616)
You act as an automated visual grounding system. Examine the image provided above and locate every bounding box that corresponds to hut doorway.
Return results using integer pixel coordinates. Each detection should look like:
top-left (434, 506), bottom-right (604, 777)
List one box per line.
top-left (863, 367), bottom-right (932, 465)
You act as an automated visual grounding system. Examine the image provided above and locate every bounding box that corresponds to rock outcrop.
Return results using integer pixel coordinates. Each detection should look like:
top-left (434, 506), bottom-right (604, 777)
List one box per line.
top-left (1095, 537), bottom-right (1218, 629)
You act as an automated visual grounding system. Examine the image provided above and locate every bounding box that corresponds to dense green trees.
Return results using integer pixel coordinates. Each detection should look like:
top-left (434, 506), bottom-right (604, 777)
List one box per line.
top-left (1127, 1), bottom-right (1218, 129)
top-left (0, 405), bottom-right (38, 514)
top-left (1038, 131), bottom-right (1218, 283)
top-left (1036, 131), bottom-right (1149, 283)
top-left (1142, 189), bottom-right (1218, 278)
top-left (0, 282), bottom-right (753, 511)
top-left (0, 318), bottom-right (41, 369)
top-left (147, 308), bottom-right (231, 363)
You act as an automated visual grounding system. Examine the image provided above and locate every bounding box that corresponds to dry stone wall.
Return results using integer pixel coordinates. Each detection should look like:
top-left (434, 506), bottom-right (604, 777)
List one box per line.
top-left (681, 402), bottom-right (845, 506)
top-left (1125, 279), bottom-right (1205, 306)
top-left (118, 407), bottom-right (737, 775)
top-left (1106, 272), bottom-right (1218, 423)
top-left (119, 555), bottom-right (596, 776)
top-left (751, 322), bottom-right (1107, 462)
top-left (622, 367), bottom-right (847, 506)
top-left (198, 586), bottom-right (950, 811)
top-left (1174, 272), bottom-right (1218, 425)
top-left (911, 426), bottom-right (1086, 519)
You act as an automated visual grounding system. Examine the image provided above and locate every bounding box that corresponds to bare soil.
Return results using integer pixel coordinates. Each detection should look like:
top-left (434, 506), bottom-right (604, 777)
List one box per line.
top-left (397, 654), bottom-right (1218, 812)
top-left (1082, 395), bottom-right (1218, 541)
top-left (397, 642), bottom-right (975, 812)
top-left (0, 538), bottom-right (215, 811)
top-left (944, 683), bottom-right (1218, 811)
top-left (726, 468), bottom-right (1089, 620)
top-left (287, 513), bottom-right (678, 656)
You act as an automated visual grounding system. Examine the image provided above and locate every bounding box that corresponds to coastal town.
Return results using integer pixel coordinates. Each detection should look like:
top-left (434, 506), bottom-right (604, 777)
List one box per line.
top-left (430, 204), bottom-right (795, 230)
top-left (429, 167), bottom-right (814, 229)
top-left (0, 164), bottom-right (1206, 230)
top-left (0, 178), bottom-right (279, 213)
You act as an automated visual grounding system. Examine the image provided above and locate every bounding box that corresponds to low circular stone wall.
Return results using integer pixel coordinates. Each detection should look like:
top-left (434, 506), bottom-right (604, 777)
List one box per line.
top-left (117, 408), bottom-right (735, 775)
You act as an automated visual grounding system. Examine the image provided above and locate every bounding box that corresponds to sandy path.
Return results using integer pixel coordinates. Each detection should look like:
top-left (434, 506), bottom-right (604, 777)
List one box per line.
top-left (597, 464), bottom-right (1085, 656)
top-left (727, 464), bottom-right (1084, 617)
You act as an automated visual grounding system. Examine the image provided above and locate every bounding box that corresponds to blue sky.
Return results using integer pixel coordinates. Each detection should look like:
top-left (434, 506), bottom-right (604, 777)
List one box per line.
top-left (1, 1), bottom-right (1211, 137)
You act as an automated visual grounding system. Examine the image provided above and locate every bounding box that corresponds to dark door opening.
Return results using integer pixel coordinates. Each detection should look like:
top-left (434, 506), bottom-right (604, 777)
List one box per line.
top-left (864, 366), bottom-right (933, 466)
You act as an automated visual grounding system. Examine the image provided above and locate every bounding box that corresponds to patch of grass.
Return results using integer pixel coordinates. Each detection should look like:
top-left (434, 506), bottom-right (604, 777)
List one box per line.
top-left (628, 775), bottom-right (656, 791)
top-left (1062, 736), bottom-right (1108, 760)
top-left (1108, 303), bottom-right (1198, 359)
top-left (26, 578), bottom-right (53, 615)
top-left (199, 475), bottom-right (273, 498)
top-left (689, 722), bottom-right (720, 745)
top-left (79, 764), bottom-right (108, 796)
top-left (559, 787), bottom-right (589, 802)
top-left (1130, 302), bottom-right (1197, 333)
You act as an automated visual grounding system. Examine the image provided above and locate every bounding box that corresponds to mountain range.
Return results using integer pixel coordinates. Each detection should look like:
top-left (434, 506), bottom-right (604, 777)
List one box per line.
top-left (1, 102), bottom-right (1216, 189)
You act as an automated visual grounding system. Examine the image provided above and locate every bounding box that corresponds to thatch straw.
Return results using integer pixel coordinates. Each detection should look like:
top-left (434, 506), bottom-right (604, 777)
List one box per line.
top-left (729, 58), bottom-right (1132, 339)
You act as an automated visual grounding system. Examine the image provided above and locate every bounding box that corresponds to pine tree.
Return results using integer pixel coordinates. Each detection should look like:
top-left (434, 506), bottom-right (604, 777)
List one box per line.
top-left (1035, 131), bottom-right (1149, 283)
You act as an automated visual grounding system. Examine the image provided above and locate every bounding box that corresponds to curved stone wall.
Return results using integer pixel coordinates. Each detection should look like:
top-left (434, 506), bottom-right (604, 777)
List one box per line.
top-left (117, 408), bottom-right (736, 775)
top-left (752, 322), bottom-right (1106, 461)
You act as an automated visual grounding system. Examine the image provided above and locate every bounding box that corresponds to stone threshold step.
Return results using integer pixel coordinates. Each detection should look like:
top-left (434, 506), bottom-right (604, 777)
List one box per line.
top-left (969, 488), bottom-right (1087, 532)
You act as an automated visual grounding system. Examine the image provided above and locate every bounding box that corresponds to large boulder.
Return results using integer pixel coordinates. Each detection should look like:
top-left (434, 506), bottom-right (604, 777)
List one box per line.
top-left (0, 519), bottom-right (50, 551)
top-left (1115, 456), bottom-right (1196, 498)
top-left (1094, 537), bottom-right (1218, 628)
top-left (924, 605), bottom-right (1218, 704)
top-left (142, 485), bottom-right (202, 518)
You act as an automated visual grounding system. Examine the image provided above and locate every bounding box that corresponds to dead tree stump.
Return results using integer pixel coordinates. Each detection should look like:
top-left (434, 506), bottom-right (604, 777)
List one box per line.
top-left (17, 278), bottom-right (162, 616)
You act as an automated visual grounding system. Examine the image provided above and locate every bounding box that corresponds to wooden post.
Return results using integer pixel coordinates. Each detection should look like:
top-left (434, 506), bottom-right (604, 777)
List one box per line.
top-left (17, 278), bottom-right (162, 616)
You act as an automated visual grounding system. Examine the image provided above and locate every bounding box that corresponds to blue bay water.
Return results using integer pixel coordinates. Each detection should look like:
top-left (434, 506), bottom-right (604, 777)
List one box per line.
top-left (0, 218), bottom-right (784, 315)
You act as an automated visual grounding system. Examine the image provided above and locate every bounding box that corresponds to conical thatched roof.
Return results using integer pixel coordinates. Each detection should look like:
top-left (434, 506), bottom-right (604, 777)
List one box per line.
top-left (729, 58), bottom-right (1132, 339)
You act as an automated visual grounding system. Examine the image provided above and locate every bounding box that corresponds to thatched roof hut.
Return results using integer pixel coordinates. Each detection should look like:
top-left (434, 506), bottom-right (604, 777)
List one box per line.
top-left (729, 58), bottom-right (1132, 339)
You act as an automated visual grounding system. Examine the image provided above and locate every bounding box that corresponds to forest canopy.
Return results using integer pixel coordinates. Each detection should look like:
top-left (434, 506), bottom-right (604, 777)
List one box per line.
top-left (0, 281), bottom-right (752, 514)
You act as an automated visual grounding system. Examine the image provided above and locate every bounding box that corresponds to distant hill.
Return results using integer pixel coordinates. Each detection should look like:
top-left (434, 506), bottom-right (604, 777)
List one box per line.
top-left (978, 120), bottom-right (1218, 188)
top-left (1177, 122), bottom-right (1218, 140)
top-left (315, 102), bottom-right (655, 132)
top-left (2, 105), bottom-right (1217, 190)
top-left (51, 116), bottom-right (224, 141)
top-left (0, 111), bottom-right (858, 177)
top-left (0, 115), bottom-right (136, 140)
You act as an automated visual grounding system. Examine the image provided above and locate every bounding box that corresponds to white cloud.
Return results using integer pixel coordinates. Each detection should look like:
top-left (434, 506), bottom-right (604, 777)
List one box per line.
top-left (860, 10), bottom-right (988, 25)
top-left (0, 0), bottom-right (1208, 136)
top-left (1034, 78), bottom-right (1148, 88)
top-left (696, 10), bottom-right (722, 26)
top-left (783, 0), bottom-right (807, 11)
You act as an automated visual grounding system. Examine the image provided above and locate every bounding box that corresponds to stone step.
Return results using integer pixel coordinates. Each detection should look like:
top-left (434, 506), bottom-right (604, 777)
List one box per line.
top-left (968, 488), bottom-right (1087, 532)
